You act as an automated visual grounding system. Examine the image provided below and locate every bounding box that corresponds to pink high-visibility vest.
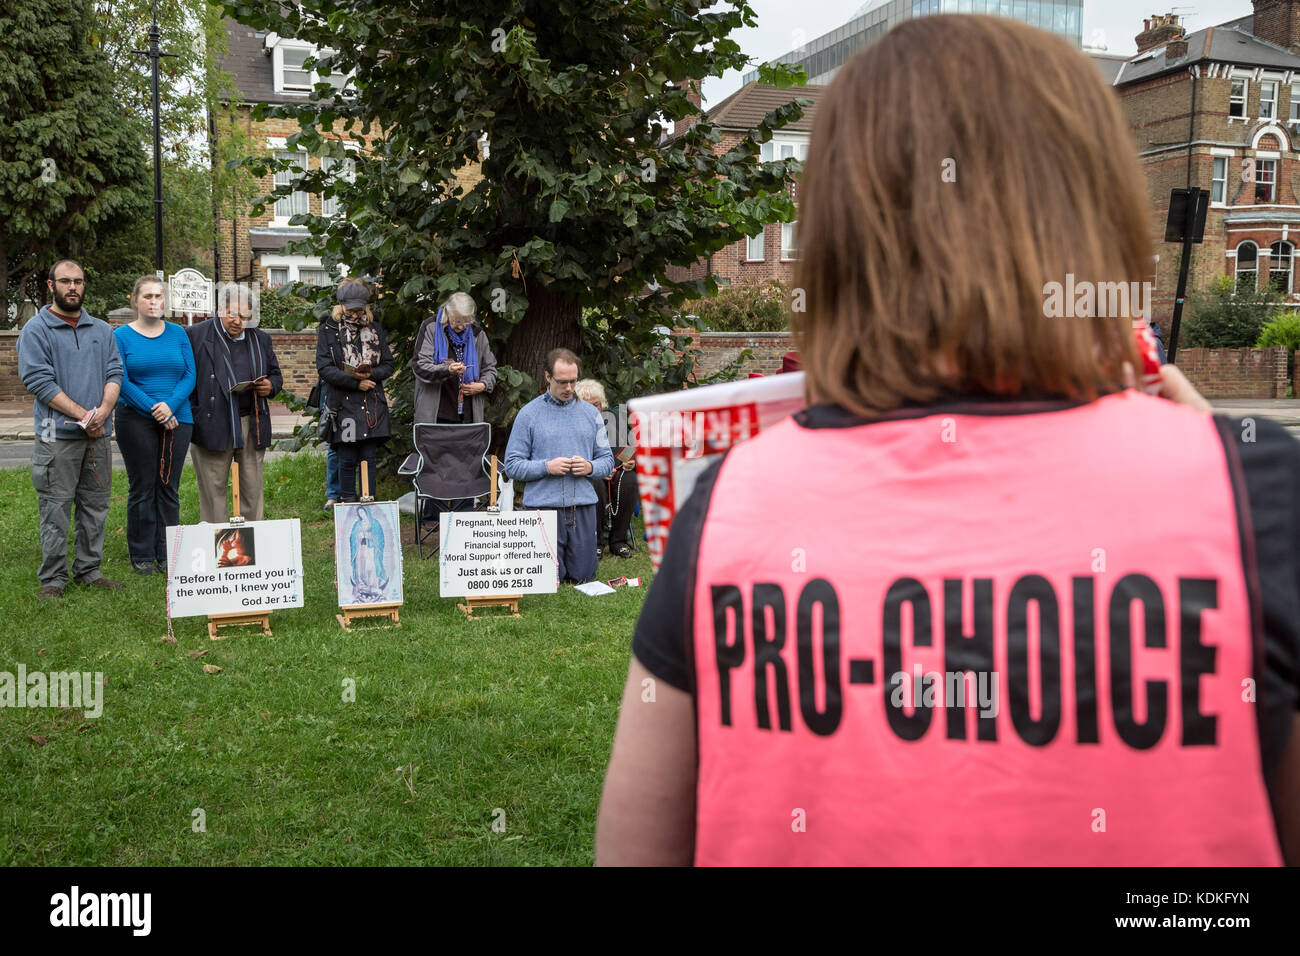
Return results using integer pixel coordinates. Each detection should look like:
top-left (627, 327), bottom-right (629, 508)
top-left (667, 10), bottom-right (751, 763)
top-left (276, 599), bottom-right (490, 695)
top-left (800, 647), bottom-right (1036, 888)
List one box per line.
top-left (691, 392), bottom-right (1282, 865)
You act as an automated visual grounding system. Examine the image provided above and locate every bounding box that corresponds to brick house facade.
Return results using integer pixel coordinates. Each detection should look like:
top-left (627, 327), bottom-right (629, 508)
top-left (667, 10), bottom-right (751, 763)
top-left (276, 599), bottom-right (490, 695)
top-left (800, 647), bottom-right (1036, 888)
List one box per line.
top-left (214, 22), bottom-right (483, 292)
top-left (1108, 6), bottom-right (1300, 327)
top-left (663, 82), bottom-right (826, 291)
top-left (215, 21), bottom-right (364, 288)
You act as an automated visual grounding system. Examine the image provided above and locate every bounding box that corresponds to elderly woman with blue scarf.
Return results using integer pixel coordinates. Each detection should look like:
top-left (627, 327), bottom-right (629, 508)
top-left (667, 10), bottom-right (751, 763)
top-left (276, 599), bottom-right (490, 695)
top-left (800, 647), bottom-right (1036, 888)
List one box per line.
top-left (413, 292), bottom-right (498, 520)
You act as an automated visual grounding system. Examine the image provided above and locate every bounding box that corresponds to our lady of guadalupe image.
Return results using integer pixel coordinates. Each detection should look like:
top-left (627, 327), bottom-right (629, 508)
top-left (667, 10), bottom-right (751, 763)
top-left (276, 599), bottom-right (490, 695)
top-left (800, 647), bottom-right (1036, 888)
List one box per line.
top-left (334, 502), bottom-right (402, 607)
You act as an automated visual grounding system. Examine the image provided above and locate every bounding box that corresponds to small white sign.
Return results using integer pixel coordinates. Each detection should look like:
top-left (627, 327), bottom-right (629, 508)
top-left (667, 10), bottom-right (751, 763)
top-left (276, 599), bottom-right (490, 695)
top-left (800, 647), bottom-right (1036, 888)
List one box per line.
top-left (165, 519), bottom-right (304, 618)
top-left (168, 268), bottom-right (213, 317)
top-left (439, 511), bottom-right (558, 598)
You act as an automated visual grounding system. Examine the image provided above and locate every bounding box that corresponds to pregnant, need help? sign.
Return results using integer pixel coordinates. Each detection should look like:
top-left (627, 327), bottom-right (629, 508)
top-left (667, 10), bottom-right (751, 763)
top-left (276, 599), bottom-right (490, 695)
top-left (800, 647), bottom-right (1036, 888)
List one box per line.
top-left (439, 511), bottom-right (558, 598)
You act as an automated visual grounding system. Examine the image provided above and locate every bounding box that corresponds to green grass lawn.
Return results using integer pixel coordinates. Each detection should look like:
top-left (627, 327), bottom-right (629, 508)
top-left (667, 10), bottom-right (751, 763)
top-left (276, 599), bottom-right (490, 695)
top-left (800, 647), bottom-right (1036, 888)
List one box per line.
top-left (0, 451), bottom-right (653, 865)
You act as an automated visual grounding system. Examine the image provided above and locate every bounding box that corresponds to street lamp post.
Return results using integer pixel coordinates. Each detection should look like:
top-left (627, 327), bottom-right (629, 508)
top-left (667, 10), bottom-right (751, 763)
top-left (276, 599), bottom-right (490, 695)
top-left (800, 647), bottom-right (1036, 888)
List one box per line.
top-left (133, 0), bottom-right (178, 278)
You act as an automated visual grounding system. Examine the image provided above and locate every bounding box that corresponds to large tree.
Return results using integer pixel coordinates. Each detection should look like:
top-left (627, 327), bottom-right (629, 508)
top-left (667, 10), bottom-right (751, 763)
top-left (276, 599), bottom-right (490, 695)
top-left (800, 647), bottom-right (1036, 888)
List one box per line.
top-left (0, 0), bottom-right (151, 321)
top-left (223, 0), bottom-right (807, 387)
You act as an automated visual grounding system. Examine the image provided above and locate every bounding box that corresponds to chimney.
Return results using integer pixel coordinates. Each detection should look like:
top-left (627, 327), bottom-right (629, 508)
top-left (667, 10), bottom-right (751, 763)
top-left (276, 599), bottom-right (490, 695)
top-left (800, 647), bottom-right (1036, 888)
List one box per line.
top-left (673, 77), bottom-right (702, 139)
top-left (1251, 0), bottom-right (1300, 53)
top-left (1135, 13), bottom-right (1185, 54)
top-left (1166, 37), bottom-right (1189, 59)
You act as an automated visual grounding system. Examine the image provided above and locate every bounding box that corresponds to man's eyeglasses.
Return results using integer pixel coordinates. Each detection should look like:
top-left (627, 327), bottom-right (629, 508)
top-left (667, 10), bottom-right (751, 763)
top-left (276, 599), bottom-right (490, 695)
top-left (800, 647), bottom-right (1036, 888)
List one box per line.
top-left (552, 377), bottom-right (577, 386)
top-left (53, 278), bottom-right (85, 288)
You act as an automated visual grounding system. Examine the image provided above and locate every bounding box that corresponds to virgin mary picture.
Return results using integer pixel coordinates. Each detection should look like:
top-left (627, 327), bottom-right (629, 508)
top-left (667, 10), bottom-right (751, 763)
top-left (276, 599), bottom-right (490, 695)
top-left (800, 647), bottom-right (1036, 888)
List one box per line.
top-left (334, 501), bottom-right (403, 607)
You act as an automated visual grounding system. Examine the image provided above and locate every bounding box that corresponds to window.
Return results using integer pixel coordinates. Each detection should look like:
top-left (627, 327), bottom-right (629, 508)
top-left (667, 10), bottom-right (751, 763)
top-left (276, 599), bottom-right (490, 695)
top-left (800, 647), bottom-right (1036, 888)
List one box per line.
top-left (1236, 241), bottom-right (1258, 291)
top-left (1293, 83), bottom-right (1300, 122)
top-left (320, 154), bottom-right (355, 218)
top-left (1211, 156), bottom-right (1227, 203)
top-left (1270, 241), bottom-right (1293, 293)
top-left (1255, 158), bottom-right (1277, 203)
top-left (781, 221), bottom-right (798, 260)
top-left (746, 228), bottom-right (765, 261)
top-left (1261, 81), bottom-right (1278, 119)
top-left (280, 47), bottom-right (312, 92)
top-left (273, 150), bottom-right (309, 221)
top-left (1230, 79), bottom-right (1246, 118)
top-left (267, 268), bottom-right (289, 288)
top-left (275, 42), bottom-right (352, 96)
top-left (298, 269), bottom-right (330, 286)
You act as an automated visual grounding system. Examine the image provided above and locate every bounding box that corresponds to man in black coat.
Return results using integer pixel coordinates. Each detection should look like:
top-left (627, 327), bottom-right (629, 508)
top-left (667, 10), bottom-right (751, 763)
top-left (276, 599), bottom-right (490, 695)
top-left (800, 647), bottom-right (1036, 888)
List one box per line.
top-left (187, 283), bottom-right (283, 523)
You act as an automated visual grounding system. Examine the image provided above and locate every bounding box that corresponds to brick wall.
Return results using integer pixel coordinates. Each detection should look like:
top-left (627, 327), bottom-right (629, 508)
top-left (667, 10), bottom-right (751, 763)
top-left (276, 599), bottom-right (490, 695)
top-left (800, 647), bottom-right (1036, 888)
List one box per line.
top-left (266, 331), bottom-right (318, 399)
top-left (678, 330), bottom-right (794, 377)
top-left (1174, 346), bottom-right (1290, 397)
top-left (0, 332), bottom-right (22, 402)
top-left (0, 328), bottom-right (321, 404)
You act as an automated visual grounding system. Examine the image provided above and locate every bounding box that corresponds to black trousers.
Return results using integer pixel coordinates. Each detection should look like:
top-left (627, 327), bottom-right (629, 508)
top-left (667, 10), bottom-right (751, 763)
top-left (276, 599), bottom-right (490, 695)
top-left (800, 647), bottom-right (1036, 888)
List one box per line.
top-left (335, 439), bottom-right (379, 501)
top-left (591, 467), bottom-right (639, 550)
top-left (115, 407), bottom-right (192, 564)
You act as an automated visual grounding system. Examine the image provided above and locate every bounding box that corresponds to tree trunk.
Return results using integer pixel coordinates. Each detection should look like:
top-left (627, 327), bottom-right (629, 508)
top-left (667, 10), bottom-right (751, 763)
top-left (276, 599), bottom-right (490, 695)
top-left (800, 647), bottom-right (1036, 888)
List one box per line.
top-left (496, 283), bottom-right (583, 386)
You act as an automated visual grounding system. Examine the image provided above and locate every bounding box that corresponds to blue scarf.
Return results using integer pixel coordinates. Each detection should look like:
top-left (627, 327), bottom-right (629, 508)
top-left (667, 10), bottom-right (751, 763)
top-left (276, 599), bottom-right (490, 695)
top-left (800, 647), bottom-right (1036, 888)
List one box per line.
top-left (431, 308), bottom-right (480, 383)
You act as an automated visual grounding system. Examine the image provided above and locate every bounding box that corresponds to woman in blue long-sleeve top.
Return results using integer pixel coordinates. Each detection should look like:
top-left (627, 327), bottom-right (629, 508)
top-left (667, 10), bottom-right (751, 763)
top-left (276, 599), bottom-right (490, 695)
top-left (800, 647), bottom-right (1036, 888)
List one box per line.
top-left (113, 275), bottom-right (197, 575)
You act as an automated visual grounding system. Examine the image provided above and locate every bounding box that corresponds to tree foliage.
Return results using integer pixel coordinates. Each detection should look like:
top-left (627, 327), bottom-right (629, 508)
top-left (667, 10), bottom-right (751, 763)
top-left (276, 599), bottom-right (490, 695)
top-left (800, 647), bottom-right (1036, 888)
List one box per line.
top-left (0, 0), bottom-right (151, 321)
top-left (90, 0), bottom-right (225, 167)
top-left (221, 0), bottom-right (808, 397)
top-left (684, 278), bottom-right (791, 331)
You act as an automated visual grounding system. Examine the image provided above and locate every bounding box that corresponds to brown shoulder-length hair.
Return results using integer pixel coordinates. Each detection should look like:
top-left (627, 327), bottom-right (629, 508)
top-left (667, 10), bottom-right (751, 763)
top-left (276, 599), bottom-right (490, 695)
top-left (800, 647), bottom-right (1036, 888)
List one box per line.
top-left (792, 15), bottom-right (1150, 415)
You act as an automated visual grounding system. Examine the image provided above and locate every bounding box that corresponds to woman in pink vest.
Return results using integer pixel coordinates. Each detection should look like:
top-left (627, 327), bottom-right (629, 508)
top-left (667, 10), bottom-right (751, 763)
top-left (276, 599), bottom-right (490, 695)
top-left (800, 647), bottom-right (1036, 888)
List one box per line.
top-left (596, 14), bottom-right (1300, 865)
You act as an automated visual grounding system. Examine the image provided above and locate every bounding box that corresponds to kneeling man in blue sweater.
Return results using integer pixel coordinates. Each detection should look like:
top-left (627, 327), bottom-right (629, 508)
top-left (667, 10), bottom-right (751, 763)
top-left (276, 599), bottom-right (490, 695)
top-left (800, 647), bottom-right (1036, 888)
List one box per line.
top-left (505, 348), bottom-right (614, 583)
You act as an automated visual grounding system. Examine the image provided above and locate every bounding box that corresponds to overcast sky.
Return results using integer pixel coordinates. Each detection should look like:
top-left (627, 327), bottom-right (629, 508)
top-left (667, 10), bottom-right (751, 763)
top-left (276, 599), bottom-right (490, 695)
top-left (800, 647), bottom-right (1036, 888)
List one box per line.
top-left (703, 0), bottom-right (1249, 107)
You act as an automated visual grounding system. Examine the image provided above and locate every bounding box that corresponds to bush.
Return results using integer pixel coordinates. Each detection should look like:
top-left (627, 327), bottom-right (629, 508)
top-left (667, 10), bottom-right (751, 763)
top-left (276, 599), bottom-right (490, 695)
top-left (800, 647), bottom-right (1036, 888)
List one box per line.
top-left (1182, 275), bottom-right (1283, 349)
top-left (681, 280), bottom-right (791, 332)
top-left (1257, 310), bottom-right (1300, 381)
top-left (1256, 310), bottom-right (1300, 351)
top-left (81, 270), bottom-right (143, 321)
top-left (256, 287), bottom-right (316, 329)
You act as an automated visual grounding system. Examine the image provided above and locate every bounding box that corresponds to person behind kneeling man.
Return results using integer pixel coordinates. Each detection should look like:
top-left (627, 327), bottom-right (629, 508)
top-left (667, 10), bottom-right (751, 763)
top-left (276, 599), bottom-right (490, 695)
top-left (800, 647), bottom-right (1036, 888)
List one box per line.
top-left (505, 349), bottom-right (614, 584)
top-left (187, 283), bottom-right (283, 523)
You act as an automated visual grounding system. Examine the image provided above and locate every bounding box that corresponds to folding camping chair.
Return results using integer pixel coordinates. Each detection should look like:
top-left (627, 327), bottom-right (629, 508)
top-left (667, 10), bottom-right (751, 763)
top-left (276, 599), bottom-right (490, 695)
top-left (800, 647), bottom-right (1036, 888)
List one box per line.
top-left (397, 421), bottom-right (492, 558)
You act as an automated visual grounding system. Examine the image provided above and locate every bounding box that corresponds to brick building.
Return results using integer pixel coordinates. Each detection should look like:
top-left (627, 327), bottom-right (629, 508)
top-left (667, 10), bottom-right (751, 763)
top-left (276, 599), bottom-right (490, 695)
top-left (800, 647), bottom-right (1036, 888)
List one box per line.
top-left (1107, 5), bottom-right (1300, 324)
top-left (663, 82), bottom-right (826, 290)
top-left (213, 22), bottom-right (362, 288)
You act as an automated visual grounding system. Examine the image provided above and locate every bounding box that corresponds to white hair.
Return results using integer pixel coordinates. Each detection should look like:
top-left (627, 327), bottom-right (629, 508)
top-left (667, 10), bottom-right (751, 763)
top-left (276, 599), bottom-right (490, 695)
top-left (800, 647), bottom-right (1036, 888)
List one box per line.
top-left (441, 292), bottom-right (477, 323)
top-left (217, 282), bottom-right (255, 317)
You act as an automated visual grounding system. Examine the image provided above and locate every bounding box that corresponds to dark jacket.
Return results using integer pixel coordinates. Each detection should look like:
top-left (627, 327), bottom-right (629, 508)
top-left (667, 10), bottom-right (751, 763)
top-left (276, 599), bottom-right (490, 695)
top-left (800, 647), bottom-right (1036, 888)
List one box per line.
top-left (1149, 319), bottom-right (1168, 365)
top-left (316, 317), bottom-right (396, 444)
top-left (186, 317), bottom-right (283, 452)
top-left (412, 316), bottom-right (498, 424)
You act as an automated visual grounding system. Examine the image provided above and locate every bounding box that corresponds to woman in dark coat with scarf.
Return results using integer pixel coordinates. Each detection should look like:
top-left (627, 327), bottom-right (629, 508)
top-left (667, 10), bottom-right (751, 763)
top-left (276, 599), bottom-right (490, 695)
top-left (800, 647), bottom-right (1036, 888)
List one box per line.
top-left (316, 278), bottom-right (396, 501)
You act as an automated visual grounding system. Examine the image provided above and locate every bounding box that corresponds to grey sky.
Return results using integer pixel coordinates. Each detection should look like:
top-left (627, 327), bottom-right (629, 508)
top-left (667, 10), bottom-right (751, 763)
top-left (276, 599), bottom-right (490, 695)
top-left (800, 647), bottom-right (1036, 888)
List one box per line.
top-left (703, 0), bottom-right (1248, 107)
